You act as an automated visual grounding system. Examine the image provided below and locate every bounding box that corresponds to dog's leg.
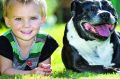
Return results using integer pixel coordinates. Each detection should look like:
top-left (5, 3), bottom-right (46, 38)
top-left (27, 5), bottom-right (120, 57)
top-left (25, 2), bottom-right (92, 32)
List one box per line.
top-left (72, 64), bottom-right (116, 73)
top-left (62, 44), bottom-right (73, 69)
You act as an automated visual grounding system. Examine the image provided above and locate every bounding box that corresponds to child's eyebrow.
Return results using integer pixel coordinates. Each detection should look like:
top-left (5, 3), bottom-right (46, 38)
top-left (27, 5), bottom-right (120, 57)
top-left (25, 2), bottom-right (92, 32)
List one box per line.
top-left (10, 15), bottom-right (41, 19)
top-left (12, 15), bottom-right (39, 17)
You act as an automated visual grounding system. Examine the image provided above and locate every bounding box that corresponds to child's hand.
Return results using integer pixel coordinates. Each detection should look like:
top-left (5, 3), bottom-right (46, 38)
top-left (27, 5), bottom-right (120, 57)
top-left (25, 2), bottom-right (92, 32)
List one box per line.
top-left (31, 63), bottom-right (52, 76)
top-left (39, 63), bottom-right (52, 76)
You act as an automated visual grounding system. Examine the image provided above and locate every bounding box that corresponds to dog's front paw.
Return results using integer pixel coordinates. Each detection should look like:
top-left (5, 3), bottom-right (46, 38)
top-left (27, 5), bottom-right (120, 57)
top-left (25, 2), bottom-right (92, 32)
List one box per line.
top-left (113, 68), bottom-right (120, 74)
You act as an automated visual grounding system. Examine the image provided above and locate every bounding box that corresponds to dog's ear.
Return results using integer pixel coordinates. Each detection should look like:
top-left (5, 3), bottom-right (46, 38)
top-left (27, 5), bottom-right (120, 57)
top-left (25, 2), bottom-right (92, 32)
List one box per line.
top-left (71, 0), bottom-right (82, 17)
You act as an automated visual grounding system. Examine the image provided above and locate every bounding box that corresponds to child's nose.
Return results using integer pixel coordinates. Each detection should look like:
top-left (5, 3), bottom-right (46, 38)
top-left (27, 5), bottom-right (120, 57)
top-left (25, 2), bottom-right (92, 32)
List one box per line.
top-left (23, 20), bottom-right (31, 28)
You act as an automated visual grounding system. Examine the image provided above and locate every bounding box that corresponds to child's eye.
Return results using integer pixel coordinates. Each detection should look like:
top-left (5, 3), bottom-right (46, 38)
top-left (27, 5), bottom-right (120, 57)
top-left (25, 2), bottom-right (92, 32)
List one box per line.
top-left (31, 17), bottom-right (38, 20)
top-left (15, 18), bottom-right (22, 21)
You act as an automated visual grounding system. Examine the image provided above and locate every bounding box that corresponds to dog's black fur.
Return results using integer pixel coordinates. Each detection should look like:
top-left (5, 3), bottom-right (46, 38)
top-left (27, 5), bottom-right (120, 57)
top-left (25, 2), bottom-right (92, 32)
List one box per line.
top-left (62, 0), bottom-right (120, 73)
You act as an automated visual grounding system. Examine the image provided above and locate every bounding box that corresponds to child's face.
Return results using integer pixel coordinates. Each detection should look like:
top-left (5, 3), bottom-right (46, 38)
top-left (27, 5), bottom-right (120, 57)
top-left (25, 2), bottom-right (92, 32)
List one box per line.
top-left (5, 2), bottom-right (45, 41)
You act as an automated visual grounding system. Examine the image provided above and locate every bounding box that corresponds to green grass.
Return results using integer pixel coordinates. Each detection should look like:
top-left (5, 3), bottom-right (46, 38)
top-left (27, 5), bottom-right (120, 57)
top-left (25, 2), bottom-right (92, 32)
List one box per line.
top-left (1, 24), bottom-right (120, 79)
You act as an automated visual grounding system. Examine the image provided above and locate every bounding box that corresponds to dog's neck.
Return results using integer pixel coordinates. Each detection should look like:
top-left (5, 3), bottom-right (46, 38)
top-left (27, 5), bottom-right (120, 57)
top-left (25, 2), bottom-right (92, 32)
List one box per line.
top-left (67, 19), bottom-right (115, 68)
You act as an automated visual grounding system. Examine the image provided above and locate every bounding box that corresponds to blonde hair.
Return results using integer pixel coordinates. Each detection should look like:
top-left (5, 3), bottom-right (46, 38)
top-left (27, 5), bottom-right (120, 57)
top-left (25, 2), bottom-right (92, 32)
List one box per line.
top-left (3, 0), bottom-right (47, 17)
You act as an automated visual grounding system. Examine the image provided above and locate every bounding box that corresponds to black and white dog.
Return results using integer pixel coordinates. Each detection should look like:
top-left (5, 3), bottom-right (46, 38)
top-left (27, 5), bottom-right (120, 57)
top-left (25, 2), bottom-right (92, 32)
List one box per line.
top-left (62, 0), bottom-right (120, 73)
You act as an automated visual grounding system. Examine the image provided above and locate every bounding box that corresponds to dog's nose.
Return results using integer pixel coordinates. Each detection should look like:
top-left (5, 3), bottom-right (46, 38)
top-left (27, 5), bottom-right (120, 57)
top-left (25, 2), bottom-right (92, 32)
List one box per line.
top-left (99, 12), bottom-right (110, 21)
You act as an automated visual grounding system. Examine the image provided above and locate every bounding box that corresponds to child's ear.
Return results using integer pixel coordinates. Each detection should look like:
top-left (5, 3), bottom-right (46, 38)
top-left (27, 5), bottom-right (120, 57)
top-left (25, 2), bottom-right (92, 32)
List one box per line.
top-left (4, 17), bottom-right (11, 27)
top-left (41, 16), bottom-right (46, 24)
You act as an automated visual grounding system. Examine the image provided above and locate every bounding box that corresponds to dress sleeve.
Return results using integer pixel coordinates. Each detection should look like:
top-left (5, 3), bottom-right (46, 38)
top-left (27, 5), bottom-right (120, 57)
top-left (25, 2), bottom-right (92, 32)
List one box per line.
top-left (0, 36), bottom-right (13, 61)
top-left (38, 35), bottom-right (58, 62)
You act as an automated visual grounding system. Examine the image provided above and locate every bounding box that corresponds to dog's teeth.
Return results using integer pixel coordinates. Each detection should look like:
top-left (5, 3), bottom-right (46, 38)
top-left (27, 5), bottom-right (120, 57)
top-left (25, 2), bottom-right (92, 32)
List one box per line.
top-left (84, 23), bottom-right (91, 30)
top-left (84, 23), bottom-right (96, 33)
top-left (107, 24), bottom-right (114, 30)
top-left (90, 27), bottom-right (96, 33)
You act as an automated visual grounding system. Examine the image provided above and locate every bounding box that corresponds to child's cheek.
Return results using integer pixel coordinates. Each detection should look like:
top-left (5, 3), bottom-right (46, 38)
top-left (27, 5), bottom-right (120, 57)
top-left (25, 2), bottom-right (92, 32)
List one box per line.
top-left (13, 21), bottom-right (23, 27)
top-left (30, 20), bottom-right (41, 27)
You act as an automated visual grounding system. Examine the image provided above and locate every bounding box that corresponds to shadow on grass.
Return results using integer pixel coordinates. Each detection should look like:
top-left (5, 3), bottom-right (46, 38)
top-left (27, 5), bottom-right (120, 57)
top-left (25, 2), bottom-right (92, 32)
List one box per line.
top-left (0, 75), bottom-right (23, 79)
top-left (52, 69), bottom-right (98, 78)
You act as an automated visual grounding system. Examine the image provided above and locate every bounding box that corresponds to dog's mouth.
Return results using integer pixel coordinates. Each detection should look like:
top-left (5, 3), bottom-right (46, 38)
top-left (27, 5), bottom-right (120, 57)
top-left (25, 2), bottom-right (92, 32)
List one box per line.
top-left (83, 23), bottom-right (114, 37)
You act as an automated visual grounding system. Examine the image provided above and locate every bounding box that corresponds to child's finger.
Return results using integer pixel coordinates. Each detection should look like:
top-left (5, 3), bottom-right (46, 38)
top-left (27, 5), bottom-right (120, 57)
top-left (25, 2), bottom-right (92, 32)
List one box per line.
top-left (43, 68), bottom-right (52, 72)
top-left (34, 67), bottom-right (45, 75)
top-left (32, 68), bottom-right (43, 74)
top-left (39, 63), bottom-right (51, 69)
top-left (34, 67), bottom-right (52, 76)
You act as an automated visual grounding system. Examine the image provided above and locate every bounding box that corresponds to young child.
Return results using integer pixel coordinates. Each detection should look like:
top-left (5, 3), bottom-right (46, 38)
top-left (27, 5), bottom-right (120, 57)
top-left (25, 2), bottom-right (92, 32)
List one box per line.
top-left (0, 0), bottom-right (58, 76)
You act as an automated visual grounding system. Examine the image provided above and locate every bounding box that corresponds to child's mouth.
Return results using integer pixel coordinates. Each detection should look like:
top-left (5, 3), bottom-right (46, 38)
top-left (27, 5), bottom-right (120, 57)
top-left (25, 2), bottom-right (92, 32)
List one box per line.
top-left (21, 31), bottom-right (32, 35)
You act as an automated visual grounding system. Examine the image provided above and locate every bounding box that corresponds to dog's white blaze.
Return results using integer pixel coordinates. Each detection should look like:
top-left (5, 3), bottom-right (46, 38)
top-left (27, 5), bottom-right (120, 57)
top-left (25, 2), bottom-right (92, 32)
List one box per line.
top-left (67, 18), bottom-right (114, 68)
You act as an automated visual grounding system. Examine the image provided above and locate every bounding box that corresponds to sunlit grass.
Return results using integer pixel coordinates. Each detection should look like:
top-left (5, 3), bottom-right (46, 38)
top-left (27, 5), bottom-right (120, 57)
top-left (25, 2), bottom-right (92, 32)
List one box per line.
top-left (0, 27), bottom-right (8, 35)
top-left (116, 25), bottom-right (120, 31)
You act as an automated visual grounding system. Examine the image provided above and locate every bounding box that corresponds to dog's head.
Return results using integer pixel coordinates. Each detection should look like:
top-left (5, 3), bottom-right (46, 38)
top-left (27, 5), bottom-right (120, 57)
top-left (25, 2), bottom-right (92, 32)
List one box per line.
top-left (71, 0), bottom-right (118, 40)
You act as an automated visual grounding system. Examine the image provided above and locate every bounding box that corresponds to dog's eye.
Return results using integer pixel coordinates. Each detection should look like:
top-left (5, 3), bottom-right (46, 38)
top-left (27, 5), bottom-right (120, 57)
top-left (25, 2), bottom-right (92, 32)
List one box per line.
top-left (91, 6), bottom-right (98, 12)
top-left (108, 7), bottom-right (115, 15)
top-left (101, 1), bottom-right (108, 5)
top-left (102, 5), bottom-right (115, 14)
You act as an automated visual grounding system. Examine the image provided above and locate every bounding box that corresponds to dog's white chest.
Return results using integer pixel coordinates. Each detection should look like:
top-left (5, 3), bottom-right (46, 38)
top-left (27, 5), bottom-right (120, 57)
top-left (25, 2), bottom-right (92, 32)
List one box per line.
top-left (67, 19), bottom-right (114, 68)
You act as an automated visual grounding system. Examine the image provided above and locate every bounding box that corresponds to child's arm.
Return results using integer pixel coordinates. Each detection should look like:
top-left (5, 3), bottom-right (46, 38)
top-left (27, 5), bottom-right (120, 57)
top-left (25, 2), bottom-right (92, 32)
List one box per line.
top-left (0, 55), bottom-right (31, 75)
top-left (0, 55), bottom-right (52, 76)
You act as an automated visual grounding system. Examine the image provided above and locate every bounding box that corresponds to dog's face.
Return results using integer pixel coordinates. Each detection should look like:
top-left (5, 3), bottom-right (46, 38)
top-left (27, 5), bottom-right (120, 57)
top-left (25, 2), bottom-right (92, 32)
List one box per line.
top-left (72, 0), bottom-right (118, 40)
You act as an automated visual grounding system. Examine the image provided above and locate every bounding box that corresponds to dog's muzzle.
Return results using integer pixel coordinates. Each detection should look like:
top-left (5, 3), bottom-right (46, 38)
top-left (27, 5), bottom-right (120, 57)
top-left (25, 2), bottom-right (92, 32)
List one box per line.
top-left (83, 23), bottom-right (114, 37)
top-left (81, 11), bottom-right (116, 39)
